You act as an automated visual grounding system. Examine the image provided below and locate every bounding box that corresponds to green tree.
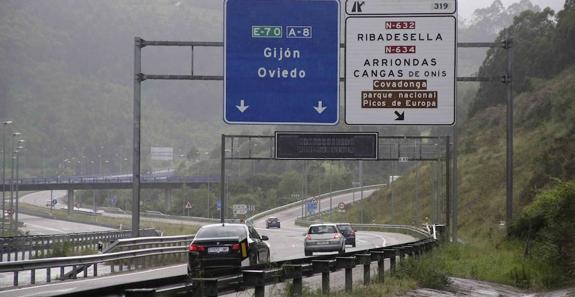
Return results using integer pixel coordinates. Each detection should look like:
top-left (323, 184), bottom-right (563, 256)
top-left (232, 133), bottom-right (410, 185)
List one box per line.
top-left (469, 8), bottom-right (556, 116)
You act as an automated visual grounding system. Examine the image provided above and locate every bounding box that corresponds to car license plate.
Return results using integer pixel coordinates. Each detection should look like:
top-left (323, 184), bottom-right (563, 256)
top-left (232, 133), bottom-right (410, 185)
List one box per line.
top-left (208, 247), bottom-right (229, 253)
top-left (317, 241), bottom-right (330, 245)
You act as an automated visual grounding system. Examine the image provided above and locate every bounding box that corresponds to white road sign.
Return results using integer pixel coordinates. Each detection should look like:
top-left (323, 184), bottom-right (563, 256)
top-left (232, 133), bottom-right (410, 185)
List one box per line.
top-left (233, 204), bottom-right (248, 215)
top-left (345, 16), bottom-right (456, 125)
top-left (346, 0), bottom-right (457, 15)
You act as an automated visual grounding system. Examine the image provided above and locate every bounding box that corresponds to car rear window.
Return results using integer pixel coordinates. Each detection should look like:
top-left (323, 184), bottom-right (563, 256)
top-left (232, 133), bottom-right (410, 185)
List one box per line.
top-left (268, 218), bottom-right (278, 222)
top-left (308, 225), bottom-right (338, 234)
top-left (195, 225), bottom-right (245, 239)
top-left (337, 225), bottom-right (353, 232)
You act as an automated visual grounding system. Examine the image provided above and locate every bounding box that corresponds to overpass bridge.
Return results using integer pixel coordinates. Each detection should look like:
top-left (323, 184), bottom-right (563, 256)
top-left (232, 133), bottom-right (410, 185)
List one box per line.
top-left (1, 174), bottom-right (220, 191)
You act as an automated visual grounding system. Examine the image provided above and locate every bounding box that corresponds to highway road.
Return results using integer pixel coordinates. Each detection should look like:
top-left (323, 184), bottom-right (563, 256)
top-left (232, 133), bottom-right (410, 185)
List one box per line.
top-left (18, 191), bottom-right (216, 231)
top-left (18, 213), bottom-right (114, 235)
top-left (0, 188), bottom-right (417, 297)
top-left (17, 191), bottom-right (114, 235)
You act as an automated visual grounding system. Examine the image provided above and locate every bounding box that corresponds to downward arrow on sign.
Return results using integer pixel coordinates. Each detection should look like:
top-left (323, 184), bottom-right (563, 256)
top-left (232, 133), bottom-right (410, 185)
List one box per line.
top-left (314, 101), bottom-right (327, 114)
top-left (394, 111), bottom-right (405, 121)
top-left (236, 99), bottom-right (249, 113)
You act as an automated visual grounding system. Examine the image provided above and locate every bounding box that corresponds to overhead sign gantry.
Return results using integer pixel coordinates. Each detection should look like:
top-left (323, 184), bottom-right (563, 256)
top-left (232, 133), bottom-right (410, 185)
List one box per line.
top-left (224, 0), bottom-right (340, 125)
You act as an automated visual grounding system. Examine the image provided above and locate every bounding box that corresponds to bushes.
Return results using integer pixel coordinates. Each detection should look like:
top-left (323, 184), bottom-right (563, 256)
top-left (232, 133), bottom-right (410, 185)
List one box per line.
top-left (510, 180), bottom-right (575, 285)
top-left (396, 254), bottom-right (450, 290)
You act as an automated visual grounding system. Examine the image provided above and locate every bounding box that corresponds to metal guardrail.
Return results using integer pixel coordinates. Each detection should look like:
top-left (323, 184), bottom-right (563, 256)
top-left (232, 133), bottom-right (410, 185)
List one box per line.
top-left (111, 237), bottom-right (439, 297)
top-left (0, 234), bottom-right (195, 287)
top-left (50, 224), bottom-right (438, 297)
top-left (247, 184), bottom-right (385, 223)
top-left (0, 246), bottom-right (187, 287)
top-left (0, 229), bottom-right (159, 262)
top-left (295, 219), bottom-right (432, 240)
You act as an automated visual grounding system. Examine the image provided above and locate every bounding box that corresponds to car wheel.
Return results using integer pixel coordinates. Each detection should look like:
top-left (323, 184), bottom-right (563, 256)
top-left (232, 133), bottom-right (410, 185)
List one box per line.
top-left (305, 250), bottom-right (312, 257)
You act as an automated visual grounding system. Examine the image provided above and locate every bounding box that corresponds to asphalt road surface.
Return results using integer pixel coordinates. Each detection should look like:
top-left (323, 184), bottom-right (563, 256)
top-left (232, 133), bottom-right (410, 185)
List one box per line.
top-left (0, 188), bottom-right (417, 297)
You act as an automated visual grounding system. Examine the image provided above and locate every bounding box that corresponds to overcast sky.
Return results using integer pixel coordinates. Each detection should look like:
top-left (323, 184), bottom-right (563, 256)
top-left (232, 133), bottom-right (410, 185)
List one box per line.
top-left (459, 0), bottom-right (565, 21)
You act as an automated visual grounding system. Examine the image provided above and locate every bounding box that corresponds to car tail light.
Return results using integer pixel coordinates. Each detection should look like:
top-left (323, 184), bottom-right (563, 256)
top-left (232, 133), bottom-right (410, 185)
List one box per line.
top-left (189, 244), bottom-right (205, 252)
top-left (306, 234), bottom-right (312, 240)
top-left (333, 234), bottom-right (341, 239)
top-left (231, 243), bottom-right (241, 251)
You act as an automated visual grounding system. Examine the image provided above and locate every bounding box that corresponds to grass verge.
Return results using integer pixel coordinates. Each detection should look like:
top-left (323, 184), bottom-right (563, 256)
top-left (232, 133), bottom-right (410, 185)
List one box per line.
top-left (276, 277), bottom-right (418, 297)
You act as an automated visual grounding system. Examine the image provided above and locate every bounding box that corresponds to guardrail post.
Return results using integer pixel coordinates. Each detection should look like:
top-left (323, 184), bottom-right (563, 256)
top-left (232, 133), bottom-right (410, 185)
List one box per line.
top-left (13, 271), bottom-right (18, 286)
top-left (398, 247), bottom-right (407, 262)
top-left (283, 264), bottom-right (305, 297)
top-left (371, 251), bottom-right (385, 282)
top-left (243, 270), bottom-right (266, 297)
top-left (357, 254), bottom-right (371, 286)
top-left (411, 243), bottom-right (421, 259)
top-left (312, 259), bottom-right (334, 295)
top-left (60, 266), bottom-right (65, 281)
top-left (93, 262), bottom-right (98, 276)
top-left (383, 249), bottom-right (397, 274)
top-left (336, 257), bottom-right (355, 293)
top-left (46, 268), bottom-right (51, 283)
top-left (31, 269), bottom-right (36, 284)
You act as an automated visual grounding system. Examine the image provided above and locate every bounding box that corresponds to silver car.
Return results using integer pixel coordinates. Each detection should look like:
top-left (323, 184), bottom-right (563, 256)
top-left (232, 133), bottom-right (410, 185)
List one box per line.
top-left (304, 224), bottom-right (346, 256)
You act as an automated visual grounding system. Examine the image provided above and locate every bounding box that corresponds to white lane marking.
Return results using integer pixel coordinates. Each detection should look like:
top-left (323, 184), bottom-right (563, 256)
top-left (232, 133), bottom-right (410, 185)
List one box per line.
top-left (24, 288), bottom-right (77, 297)
top-left (360, 232), bottom-right (387, 247)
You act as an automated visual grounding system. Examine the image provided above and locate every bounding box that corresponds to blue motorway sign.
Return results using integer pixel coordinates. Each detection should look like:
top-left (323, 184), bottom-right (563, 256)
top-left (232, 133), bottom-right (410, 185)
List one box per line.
top-left (306, 199), bottom-right (318, 215)
top-left (224, 0), bottom-right (340, 125)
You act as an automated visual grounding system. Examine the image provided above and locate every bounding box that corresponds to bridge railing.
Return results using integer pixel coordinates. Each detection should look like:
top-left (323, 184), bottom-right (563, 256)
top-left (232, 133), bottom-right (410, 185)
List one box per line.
top-left (0, 234), bottom-right (194, 287)
top-left (1, 175), bottom-right (221, 186)
top-left (0, 229), bottom-right (159, 262)
top-left (63, 234), bottom-right (196, 279)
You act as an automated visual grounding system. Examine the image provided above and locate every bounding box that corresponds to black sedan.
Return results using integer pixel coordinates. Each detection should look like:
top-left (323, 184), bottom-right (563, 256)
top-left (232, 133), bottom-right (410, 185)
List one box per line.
top-left (187, 223), bottom-right (270, 277)
top-left (266, 217), bottom-right (281, 229)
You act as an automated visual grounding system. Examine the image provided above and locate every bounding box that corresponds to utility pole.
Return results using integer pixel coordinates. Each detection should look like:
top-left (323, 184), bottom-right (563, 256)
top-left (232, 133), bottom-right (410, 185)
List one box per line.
top-left (14, 145), bottom-right (23, 232)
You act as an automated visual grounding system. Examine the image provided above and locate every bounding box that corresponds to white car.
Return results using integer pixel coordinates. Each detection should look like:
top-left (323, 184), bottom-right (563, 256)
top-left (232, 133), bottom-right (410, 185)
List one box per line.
top-left (304, 223), bottom-right (346, 256)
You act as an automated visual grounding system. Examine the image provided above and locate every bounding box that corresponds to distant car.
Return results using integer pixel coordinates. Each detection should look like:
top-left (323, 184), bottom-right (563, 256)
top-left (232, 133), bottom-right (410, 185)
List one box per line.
top-left (304, 223), bottom-right (346, 256)
top-left (188, 223), bottom-right (270, 277)
top-left (336, 223), bottom-right (356, 247)
top-left (266, 217), bottom-right (280, 229)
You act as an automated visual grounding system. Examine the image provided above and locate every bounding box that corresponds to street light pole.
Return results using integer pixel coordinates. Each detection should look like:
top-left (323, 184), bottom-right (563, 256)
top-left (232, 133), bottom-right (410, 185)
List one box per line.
top-left (1, 120), bottom-right (13, 235)
top-left (9, 132), bottom-right (21, 233)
